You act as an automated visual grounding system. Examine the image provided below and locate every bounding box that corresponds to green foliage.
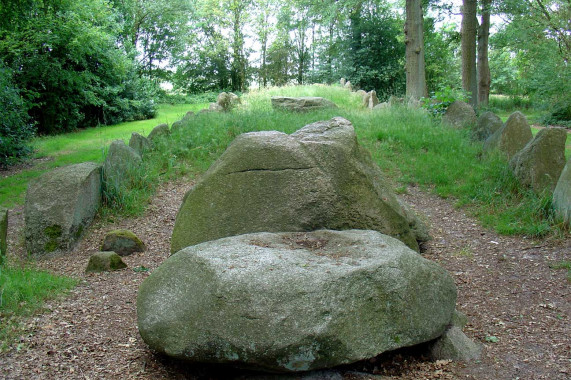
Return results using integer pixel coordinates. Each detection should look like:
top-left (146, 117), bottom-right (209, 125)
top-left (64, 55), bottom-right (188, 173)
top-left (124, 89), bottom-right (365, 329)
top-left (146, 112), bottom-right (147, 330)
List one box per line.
top-left (549, 261), bottom-right (571, 283)
top-left (421, 86), bottom-right (470, 116)
top-left (0, 62), bottom-right (34, 168)
top-left (0, 264), bottom-right (77, 351)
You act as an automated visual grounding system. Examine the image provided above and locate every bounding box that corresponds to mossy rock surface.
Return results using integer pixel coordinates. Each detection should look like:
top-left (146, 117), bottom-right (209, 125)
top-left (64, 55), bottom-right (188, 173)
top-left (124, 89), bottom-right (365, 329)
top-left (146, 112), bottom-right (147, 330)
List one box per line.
top-left (270, 97), bottom-right (338, 112)
top-left (147, 123), bottom-right (170, 141)
top-left (129, 132), bottom-right (151, 156)
top-left (171, 117), bottom-right (427, 253)
top-left (473, 111), bottom-right (503, 141)
top-left (430, 326), bottom-right (482, 361)
top-left (553, 157), bottom-right (571, 225)
top-left (484, 111), bottom-right (533, 159)
top-left (103, 140), bottom-right (142, 190)
top-left (101, 229), bottom-right (146, 256)
top-left (25, 162), bottom-right (102, 256)
top-left (139, 230), bottom-right (457, 372)
top-left (443, 101), bottom-right (476, 129)
top-left (86, 251), bottom-right (127, 273)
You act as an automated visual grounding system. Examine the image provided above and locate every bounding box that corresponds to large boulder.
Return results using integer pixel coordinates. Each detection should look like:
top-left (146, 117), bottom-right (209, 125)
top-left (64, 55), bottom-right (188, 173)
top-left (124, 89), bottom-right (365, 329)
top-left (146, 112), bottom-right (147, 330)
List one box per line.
top-left (103, 140), bottom-right (142, 189)
top-left (171, 117), bottom-right (427, 253)
top-left (483, 111), bottom-right (533, 159)
top-left (509, 127), bottom-right (567, 193)
top-left (25, 163), bottom-right (101, 256)
top-left (147, 123), bottom-right (170, 142)
top-left (271, 97), bottom-right (338, 112)
top-left (138, 230), bottom-right (457, 373)
top-left (362, 91), bottom-right (379, 109)
top-left (553, 157), bottom-right (571, 225)
top-left (442, 101), bottom-right (477, 129)
top-left (472, 111), bottom-right (503, 141)
top-left (0, 208), bottom-right (7, 265)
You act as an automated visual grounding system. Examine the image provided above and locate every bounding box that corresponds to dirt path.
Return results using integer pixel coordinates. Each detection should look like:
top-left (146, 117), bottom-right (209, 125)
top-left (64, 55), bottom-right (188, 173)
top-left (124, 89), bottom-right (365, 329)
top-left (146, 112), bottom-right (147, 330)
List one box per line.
top-left (1, 181), bottom-right (569, 379)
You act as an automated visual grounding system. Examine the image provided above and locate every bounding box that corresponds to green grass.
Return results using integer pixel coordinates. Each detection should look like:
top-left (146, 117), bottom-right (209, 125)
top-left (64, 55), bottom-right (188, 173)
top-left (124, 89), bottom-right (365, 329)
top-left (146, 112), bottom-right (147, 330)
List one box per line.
top-left (0, 264), bottom-right (78, 351)
top-left (549, 260), bottom-right (571, 283)
top-left (0, 103), bottom-right (207, 208)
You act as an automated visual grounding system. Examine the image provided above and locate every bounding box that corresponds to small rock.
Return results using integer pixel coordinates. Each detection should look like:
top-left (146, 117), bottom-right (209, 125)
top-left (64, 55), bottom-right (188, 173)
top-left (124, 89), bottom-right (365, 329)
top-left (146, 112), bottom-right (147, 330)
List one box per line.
top-left (147, 123), bottom-right (170, 141)
top-left (101, 229), bottom-right (146, 256)
top-left (129, 132), bottom-right (151, 156)
top-left (86, 251), bottom-right (127, 273)
top-left (430, 326), bottom-right (482, 361)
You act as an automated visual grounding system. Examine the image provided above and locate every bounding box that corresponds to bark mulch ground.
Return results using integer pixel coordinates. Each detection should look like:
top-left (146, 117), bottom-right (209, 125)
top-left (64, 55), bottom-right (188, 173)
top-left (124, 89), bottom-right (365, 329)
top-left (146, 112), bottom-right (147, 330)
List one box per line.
top-left (1, 181), bottom-right (569, 379)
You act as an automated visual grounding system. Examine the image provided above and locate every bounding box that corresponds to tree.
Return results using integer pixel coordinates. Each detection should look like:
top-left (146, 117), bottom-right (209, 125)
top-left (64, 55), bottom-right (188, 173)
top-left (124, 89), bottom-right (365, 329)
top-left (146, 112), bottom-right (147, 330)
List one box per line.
top-left (405, 0), bottom-right (428, 99)
top-left (461, 0), bottom-right (478, 107)
top-left (477, 0), bottom-right (491, 107)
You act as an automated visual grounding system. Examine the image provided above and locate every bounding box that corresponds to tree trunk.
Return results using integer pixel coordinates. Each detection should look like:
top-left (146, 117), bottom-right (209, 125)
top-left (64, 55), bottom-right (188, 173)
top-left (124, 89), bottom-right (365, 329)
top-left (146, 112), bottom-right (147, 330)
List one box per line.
top-left (405, 0), bottom-right (427, 99)
top-left (478, 0), bottom-right (491, 107)
top-left (461, 0), bottom-right (478, 108)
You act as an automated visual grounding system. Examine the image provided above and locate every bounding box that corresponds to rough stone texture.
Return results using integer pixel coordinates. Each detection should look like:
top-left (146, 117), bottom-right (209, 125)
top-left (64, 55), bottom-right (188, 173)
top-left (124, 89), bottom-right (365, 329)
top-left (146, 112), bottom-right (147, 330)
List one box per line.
top-left (355, 89), bottom-right (366, 99)
top-left (472, 111), bottom-right (503, 141)
top-left (442, 101), bottom-right (477, 129)
top-left (208, 102), bottom-right (224, 112)
top-left (483, 111), bottom-right (533, 159)
top-left (509, 127), bottom-right (567, 193)
top-left (340, 78), bottom-right (346, 86)
top-left (344, 81), bottom-right (353, 91)
top-left (101, 229), bottom-right (146, 256)
top-left (451, 310), bottom-right (469, 329)
top-left (103, 140), bottom-right (142, 189)
top-left (430, 326), bottom-right (482, 361)
top-left (217, 92), bottom-right (241, 112)
top-left (367, 90), bottom-right (379, 109)
top-left (388, 96), bottom-right (404, 106)
top-left (553, 157), bottom-right (571, 225)
top-left (138, 230), bottom-right (457, 373)
top-left (0, 208), bottom-right (7, 264)
top-left (147, 123), bottom-right (170, 141)
top-left (85, 251), bottom-right (127, 273)
top-left (271, 97), bottom-right (338, 112)
top-left (373, 102), bottom-right (390, 110)
top-left (25, 163), bottom-right (102, 256)
top-left (128, 132), bottom-right (151, 156)
top-left (183, 111), bottom-right (195, 120)
top-left (171, 117), bottom-right (427, 253)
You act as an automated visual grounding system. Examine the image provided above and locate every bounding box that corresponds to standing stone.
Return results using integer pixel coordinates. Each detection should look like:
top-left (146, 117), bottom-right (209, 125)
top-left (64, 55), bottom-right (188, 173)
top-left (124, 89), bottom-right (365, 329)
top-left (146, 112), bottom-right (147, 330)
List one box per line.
top-left (217, 92), bottom-right (241, 112)
top-left (170, 120), bottom-right (184, 133)
top-left (171, 117), bottom-right (427, 253)
top-left (25, 163), bottom-right (101, 256)
top-left (101, 229), bottom-right (146, 256)
top-left (129, 132), bottom-right (151, 156)
top-left (483, 111), bottom-right (533, 159)
top-left (367, 90), bottom-right (379, 109)
top-left (0, 208), bottom-right (7, 265)
top-left (139, 230), bottom-right (457, 373)
top-left (509, 127), bottom-right (567, 193)
top-left (183, 111), bottom-right (195, 120)
top-left (355, 89), bottom-right (367, 99)
top-left (271, 97), bottom-right (338, 112)
top-left (472, 111), bottom-right (503, 141)
top-left (344, 81), bottom-right (353, 91)
top-left (340, 78), bottom-right (346, 86)
top-left (373, 102), bottom-right (390, 110)
top-left (442, 101), bottom-right (477, 129)
top-left (430, 326), bottom-right (482, 361)
top-left (86, 251), bottom-right (127, 273)
top-left (103, 140), bottom-right (142, 189)
top-left (147, 123), bottom-right (170, 142)
top-left (553, 157), bottom-right (571, 225)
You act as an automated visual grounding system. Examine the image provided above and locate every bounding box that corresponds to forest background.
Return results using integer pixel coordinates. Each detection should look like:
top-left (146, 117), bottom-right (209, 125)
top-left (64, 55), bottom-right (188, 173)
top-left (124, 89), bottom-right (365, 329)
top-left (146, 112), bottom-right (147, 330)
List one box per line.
top-left (0, 0), bottom-right (569, 167)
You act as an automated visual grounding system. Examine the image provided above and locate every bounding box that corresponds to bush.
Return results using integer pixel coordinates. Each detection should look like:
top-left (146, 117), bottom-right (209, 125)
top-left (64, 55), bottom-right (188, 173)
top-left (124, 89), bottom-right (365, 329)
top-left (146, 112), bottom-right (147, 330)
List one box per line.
top-left (0, 64), bottom-right (34, 168)
top-left (421, 86), bottom-right (470, 117)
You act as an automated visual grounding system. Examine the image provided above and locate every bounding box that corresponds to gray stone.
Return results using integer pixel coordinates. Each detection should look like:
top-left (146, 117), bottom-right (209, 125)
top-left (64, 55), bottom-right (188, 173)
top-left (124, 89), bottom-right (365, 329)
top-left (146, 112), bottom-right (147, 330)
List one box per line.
top-left (25, 163), bottom-right (101, 256)
top-left (363, 91), bottom-right (379, 109)
top-left (344, 81), bottom-right (353, 91)
top-left (355, 89), bottom-right (367, 99)
top-left (138, 230), bottom-right (457, 373)
top-left (451, 310), bottom-right (469, 329)
top-left (442, 101), bottom-right (477, 129)
top-left (553, 156), bottom-right (571, 225)
top-left (0, 208), bottom-right (7, 265)
top-left (483, 111), bottom-right (533, 159)
top-left (271, 97), bottom-right (338, 112)
top-left (101, 229), bottom-right (146, 256)
top-left (170, 120), bottom-right (184, 132)
top-left (373, 102), bottom-right (390, 110)
top-left (86, 251), bottom-right (127, 273)
top-left (509, 127), bottom-right (567, 193)
top-left (340, 78), bottom-right (346, 86)
top-left (472, 111), bottom-right (503, 141)
top-left (129, 132), bottom-right (151, 156)
top-left (388, 96), bottom-right (404, 106)
top-left (430, 326), bottom-right (482, 361)
top-left (217, 92), bottom-right (241, 112)
top-left (183, 111), bottom-right (195, 120)
top-left (103, 140), bottom-right (142, 189)
top-left (147, 123), bottom-right (170, 141)
top-left (171, 117), bottom-right (428, 253)
top-left (208, 102), bottom-right (224, 112)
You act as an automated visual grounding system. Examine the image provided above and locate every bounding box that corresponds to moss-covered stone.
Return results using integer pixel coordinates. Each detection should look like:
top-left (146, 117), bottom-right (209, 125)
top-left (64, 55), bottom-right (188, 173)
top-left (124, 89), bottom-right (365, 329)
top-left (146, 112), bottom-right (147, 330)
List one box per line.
top-left (483, 111), bottom-right (533, 159)
top-left (101, 229), bottom-right (145, 256)
top-left (270, 97), bottom-right (338, 112)
top-left (25, 162), bottom-right (102, 256)
top-left (430, 326), bottom-right (482, 361)
top-left (171, 117), bottom-right (427, 253)
top-left (147, 123), bottom-right (170, 141)
top-left (472, 111), bottom-right (503, 141)
top-left (86, 251), bottom-right (127, 273)
top-left (103, 140), bottom-right (142, 190)
top-left (443, 101), bottom-right (477, 129)
top-left (553, 157), bottom-right (571, 225)
top-left (138, 230), bottom-right (457, 372)
top-left (128, 132), bottom-right (151, 156)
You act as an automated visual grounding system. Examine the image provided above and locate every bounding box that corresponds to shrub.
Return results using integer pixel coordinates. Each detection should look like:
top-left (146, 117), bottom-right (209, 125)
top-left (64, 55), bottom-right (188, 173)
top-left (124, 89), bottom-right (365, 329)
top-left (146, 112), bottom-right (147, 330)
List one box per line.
top-left (421, 86), bottom-right (470, 117)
